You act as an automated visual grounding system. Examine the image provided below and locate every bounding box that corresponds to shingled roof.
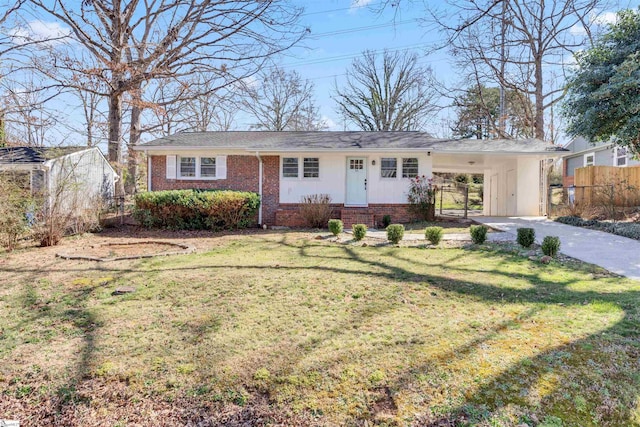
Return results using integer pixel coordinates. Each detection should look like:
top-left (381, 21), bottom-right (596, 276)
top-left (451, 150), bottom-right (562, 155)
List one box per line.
top-left (136, 131), bottom-right (567, 154)
top-left (0, 146), bottom-right (87, 164)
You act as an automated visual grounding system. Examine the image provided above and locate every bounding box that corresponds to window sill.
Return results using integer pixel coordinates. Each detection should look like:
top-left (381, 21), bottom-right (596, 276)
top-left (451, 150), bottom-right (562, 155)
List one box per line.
top-left (178, 176), bottom-right (222, 180)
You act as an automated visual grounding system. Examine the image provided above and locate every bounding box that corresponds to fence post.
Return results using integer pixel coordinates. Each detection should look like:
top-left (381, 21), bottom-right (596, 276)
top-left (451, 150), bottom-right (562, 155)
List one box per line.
top-left (463, 185), bottom-right (469, 219)
top-left (119, 196), bottom-right (125, 225)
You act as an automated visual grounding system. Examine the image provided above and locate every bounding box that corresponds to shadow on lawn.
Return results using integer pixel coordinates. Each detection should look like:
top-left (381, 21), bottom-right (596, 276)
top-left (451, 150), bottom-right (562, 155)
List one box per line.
top-left (1, 234), bottom-right (639, 425)
top-left (277, 237), bottom-right (640, 425)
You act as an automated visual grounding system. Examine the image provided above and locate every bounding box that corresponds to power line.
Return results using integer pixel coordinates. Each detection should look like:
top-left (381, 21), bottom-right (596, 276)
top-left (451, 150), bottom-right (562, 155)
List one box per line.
top-left (308, 18), bottom-right (418, 39)
top-left (279, 43), bottom-right (430, 69)
top-left (299, 1), bottom-right (388, 17)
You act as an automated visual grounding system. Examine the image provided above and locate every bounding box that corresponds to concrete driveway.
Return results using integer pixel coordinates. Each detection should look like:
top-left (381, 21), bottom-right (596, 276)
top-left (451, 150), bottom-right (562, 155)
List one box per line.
top-left (475, 217), bottom-right (640, 281)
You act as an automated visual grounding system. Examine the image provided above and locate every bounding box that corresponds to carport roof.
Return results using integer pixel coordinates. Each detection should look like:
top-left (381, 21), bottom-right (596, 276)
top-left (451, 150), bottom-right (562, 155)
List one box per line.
top-left (136, 131), bottom-right (568, 154)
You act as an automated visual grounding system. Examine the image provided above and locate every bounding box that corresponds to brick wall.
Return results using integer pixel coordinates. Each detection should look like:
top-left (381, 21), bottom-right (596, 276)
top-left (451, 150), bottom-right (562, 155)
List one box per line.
top-left (151, 155), bottom-right (259, 192)
top-left (274, 203), bottom-right (416, 228)
top-left (261, 156), bottom-right (280, 225)
top-left (150, 154), bottom-right (281, 225)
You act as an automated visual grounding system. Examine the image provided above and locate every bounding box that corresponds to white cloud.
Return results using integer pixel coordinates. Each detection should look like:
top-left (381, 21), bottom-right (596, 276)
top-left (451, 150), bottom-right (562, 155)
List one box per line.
top-left (349, 0), bottom-right (373, 13)
top-left (322, 115), bottom-right (340, 131)
top-left (10, 20), bottom-right (71, 45)
top-left (570, 10), bottom-right (619, 35)
top-left (593, 11), bottom-right (617, 26)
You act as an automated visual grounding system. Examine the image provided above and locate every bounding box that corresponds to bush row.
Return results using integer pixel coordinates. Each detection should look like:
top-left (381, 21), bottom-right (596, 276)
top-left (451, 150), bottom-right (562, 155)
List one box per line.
top-left (556, 216), bottom-right (640, 241)
top-left (134, 190), bottom-right (260, 230)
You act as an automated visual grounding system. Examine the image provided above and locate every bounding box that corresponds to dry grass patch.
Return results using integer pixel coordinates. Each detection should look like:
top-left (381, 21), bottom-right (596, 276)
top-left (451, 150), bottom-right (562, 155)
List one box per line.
top-left (0, 231), bottom-right (639, 426)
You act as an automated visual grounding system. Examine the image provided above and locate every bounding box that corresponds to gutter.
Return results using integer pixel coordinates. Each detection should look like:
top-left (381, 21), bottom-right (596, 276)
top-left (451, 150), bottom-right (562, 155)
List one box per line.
top-left (255, 151), bottom-right (263, 226)
top-left (135, 145), bottom-right (565, 156)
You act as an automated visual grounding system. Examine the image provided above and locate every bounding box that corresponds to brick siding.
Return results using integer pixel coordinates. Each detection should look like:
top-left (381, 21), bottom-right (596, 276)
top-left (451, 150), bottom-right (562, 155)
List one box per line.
top-left (151, 154), bottom-right (280, 225)
top-left (151, 155), bottom-right (259, 192)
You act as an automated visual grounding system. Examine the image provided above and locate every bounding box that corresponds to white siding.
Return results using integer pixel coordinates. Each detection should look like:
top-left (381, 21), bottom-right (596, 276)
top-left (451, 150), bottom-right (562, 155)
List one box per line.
top-left (279, 152), bottom-right (432, 204)
top-left (482, 156), bottom-right (542, 216)
top-left (46, 148), bottom-right (116, 212)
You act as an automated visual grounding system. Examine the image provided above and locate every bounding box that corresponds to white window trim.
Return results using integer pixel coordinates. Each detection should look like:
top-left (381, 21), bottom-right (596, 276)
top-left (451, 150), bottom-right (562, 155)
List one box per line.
top-left (176, 155), bottom-right (226, 180)
top-left (401, 157), bottom-right (419, 179)
top-left (614, 147), bottom-right (628, 167)
top-left (584, 152), bottom-right (595, 167)
top-left (281, 156), bottom-right (320, 180)
top-left (380, 157), bottom-right (398, 179)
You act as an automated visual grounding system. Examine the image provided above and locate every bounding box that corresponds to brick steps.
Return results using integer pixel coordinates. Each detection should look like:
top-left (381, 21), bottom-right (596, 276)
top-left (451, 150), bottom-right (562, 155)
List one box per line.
top-left (340, 208), bottom-right (375, 228)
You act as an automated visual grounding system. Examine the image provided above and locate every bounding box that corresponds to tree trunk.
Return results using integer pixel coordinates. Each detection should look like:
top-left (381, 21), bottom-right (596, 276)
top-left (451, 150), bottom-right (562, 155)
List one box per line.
top-left (108, 90), bottom-right (125, 197)
top-left (534, 55), bottom-right (545, 140)
top-left (126, 92), bottom-right (142, 195)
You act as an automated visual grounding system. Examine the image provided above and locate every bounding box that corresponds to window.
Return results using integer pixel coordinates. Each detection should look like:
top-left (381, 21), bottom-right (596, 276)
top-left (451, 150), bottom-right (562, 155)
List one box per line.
top-left (615, 147), bottom-right (628, 167)
top-left (402, 157), bottom-right (418, 178)
top-left (200, 157), bottom-right (216, 177)
top-left (584, 153), bottom-right (595, 167)
top-left (303, 157), bottom-right (319, 178)
top-left (180, 157), bottom-right (196, 177)
top-left (282, 157), bottom-right (298, 178)
top-left (174, 155), bottom-right (225, 179)
top-left (381, 158), bottom-right (397, 178)
top-left (350, 158), bottom-right (364, 170)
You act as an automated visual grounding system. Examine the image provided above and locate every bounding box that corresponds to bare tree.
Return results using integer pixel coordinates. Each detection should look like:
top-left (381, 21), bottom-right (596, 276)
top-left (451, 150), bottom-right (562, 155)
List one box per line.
top-left (241, 67), bottom-right (325, 131)
top-left (1, 73), bottom-right (60, 146)
top-left (426, 0), bottom-right (602, 140)
top-left (180, 74), bottom-right (239, 132)
top-left (30, 0), bottom-right (307, 193)
top-left (333, 49), bottom-right (439, 131)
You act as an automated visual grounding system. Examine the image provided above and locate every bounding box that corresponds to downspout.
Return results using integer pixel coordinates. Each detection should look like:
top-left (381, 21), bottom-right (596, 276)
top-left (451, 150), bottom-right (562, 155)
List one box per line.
top-left (147, 154), bottom-right (152, 191)
top-left (255, 151), bottom-right (263, 226)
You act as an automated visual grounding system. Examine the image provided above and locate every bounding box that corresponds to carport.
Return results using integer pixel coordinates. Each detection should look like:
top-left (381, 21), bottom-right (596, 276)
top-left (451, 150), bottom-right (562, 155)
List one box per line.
top-left (429, 139), bottom-right (567, 216)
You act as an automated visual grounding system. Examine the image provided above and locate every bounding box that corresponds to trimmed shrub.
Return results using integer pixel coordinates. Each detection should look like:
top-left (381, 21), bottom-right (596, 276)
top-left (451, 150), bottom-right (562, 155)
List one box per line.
top-left (470, 224), bottom-right (488, 244)
top-left (328, 219), bottom-right (344, 236)
top-left (386, 224), bottom-right (405, 244)
top-left (299, 194), bottom-right (332, 228)
top-left (382, 215), bottom-right (392, 228)
top-left (352, 224), bottom-right (367, 241)
top-left (517, 227), bottom-right (536, 248)
top-left (541, 236), bottom-right (561, 257)
top-left (134, 190), bottom-right (260, 230)
top-left (424, 226), bottom-right (444, 245)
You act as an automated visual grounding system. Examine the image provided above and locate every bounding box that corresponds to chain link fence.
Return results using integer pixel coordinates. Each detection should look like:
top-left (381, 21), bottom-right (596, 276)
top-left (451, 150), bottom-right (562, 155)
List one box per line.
top-left (432, 177), bottom-right (484, 218)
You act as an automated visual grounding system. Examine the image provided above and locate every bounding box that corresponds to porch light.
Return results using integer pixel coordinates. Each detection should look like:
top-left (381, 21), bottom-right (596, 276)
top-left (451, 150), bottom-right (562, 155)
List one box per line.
top-left (372, 160), bottom-right (376, 165)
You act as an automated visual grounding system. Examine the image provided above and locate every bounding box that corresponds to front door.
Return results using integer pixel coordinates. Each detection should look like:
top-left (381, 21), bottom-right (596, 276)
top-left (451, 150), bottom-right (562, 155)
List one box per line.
top-left (346, 157), bottom-right (367, 206)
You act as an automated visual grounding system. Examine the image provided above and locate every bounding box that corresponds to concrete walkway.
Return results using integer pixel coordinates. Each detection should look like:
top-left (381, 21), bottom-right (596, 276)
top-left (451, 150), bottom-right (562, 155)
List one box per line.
top-left (475, 216), bottom-right (640, 281)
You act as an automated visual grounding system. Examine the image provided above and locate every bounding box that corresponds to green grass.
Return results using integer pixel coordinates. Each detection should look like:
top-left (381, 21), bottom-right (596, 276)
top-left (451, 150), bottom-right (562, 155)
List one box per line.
top-left (1, 232), bottom-right (639, 426)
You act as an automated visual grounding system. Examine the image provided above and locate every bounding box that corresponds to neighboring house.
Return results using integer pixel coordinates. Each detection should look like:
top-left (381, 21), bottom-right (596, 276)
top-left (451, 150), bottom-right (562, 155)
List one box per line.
top-left (135, 131), bottom-right (566, 227)
top-left (562, 136), bottom-right (639, 187)
top-left (0, 146), bottom-right (117, 211)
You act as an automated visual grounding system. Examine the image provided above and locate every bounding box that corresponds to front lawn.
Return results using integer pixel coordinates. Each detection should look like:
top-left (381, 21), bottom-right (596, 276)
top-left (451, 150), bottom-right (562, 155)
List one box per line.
top-left (1, 231), bottom-right (639, 426)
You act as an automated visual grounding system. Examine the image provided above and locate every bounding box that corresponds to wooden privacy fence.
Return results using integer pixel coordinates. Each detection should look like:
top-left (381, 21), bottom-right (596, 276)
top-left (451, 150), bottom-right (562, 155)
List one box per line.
top-left (573, 165), bottom-right (640, 206)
